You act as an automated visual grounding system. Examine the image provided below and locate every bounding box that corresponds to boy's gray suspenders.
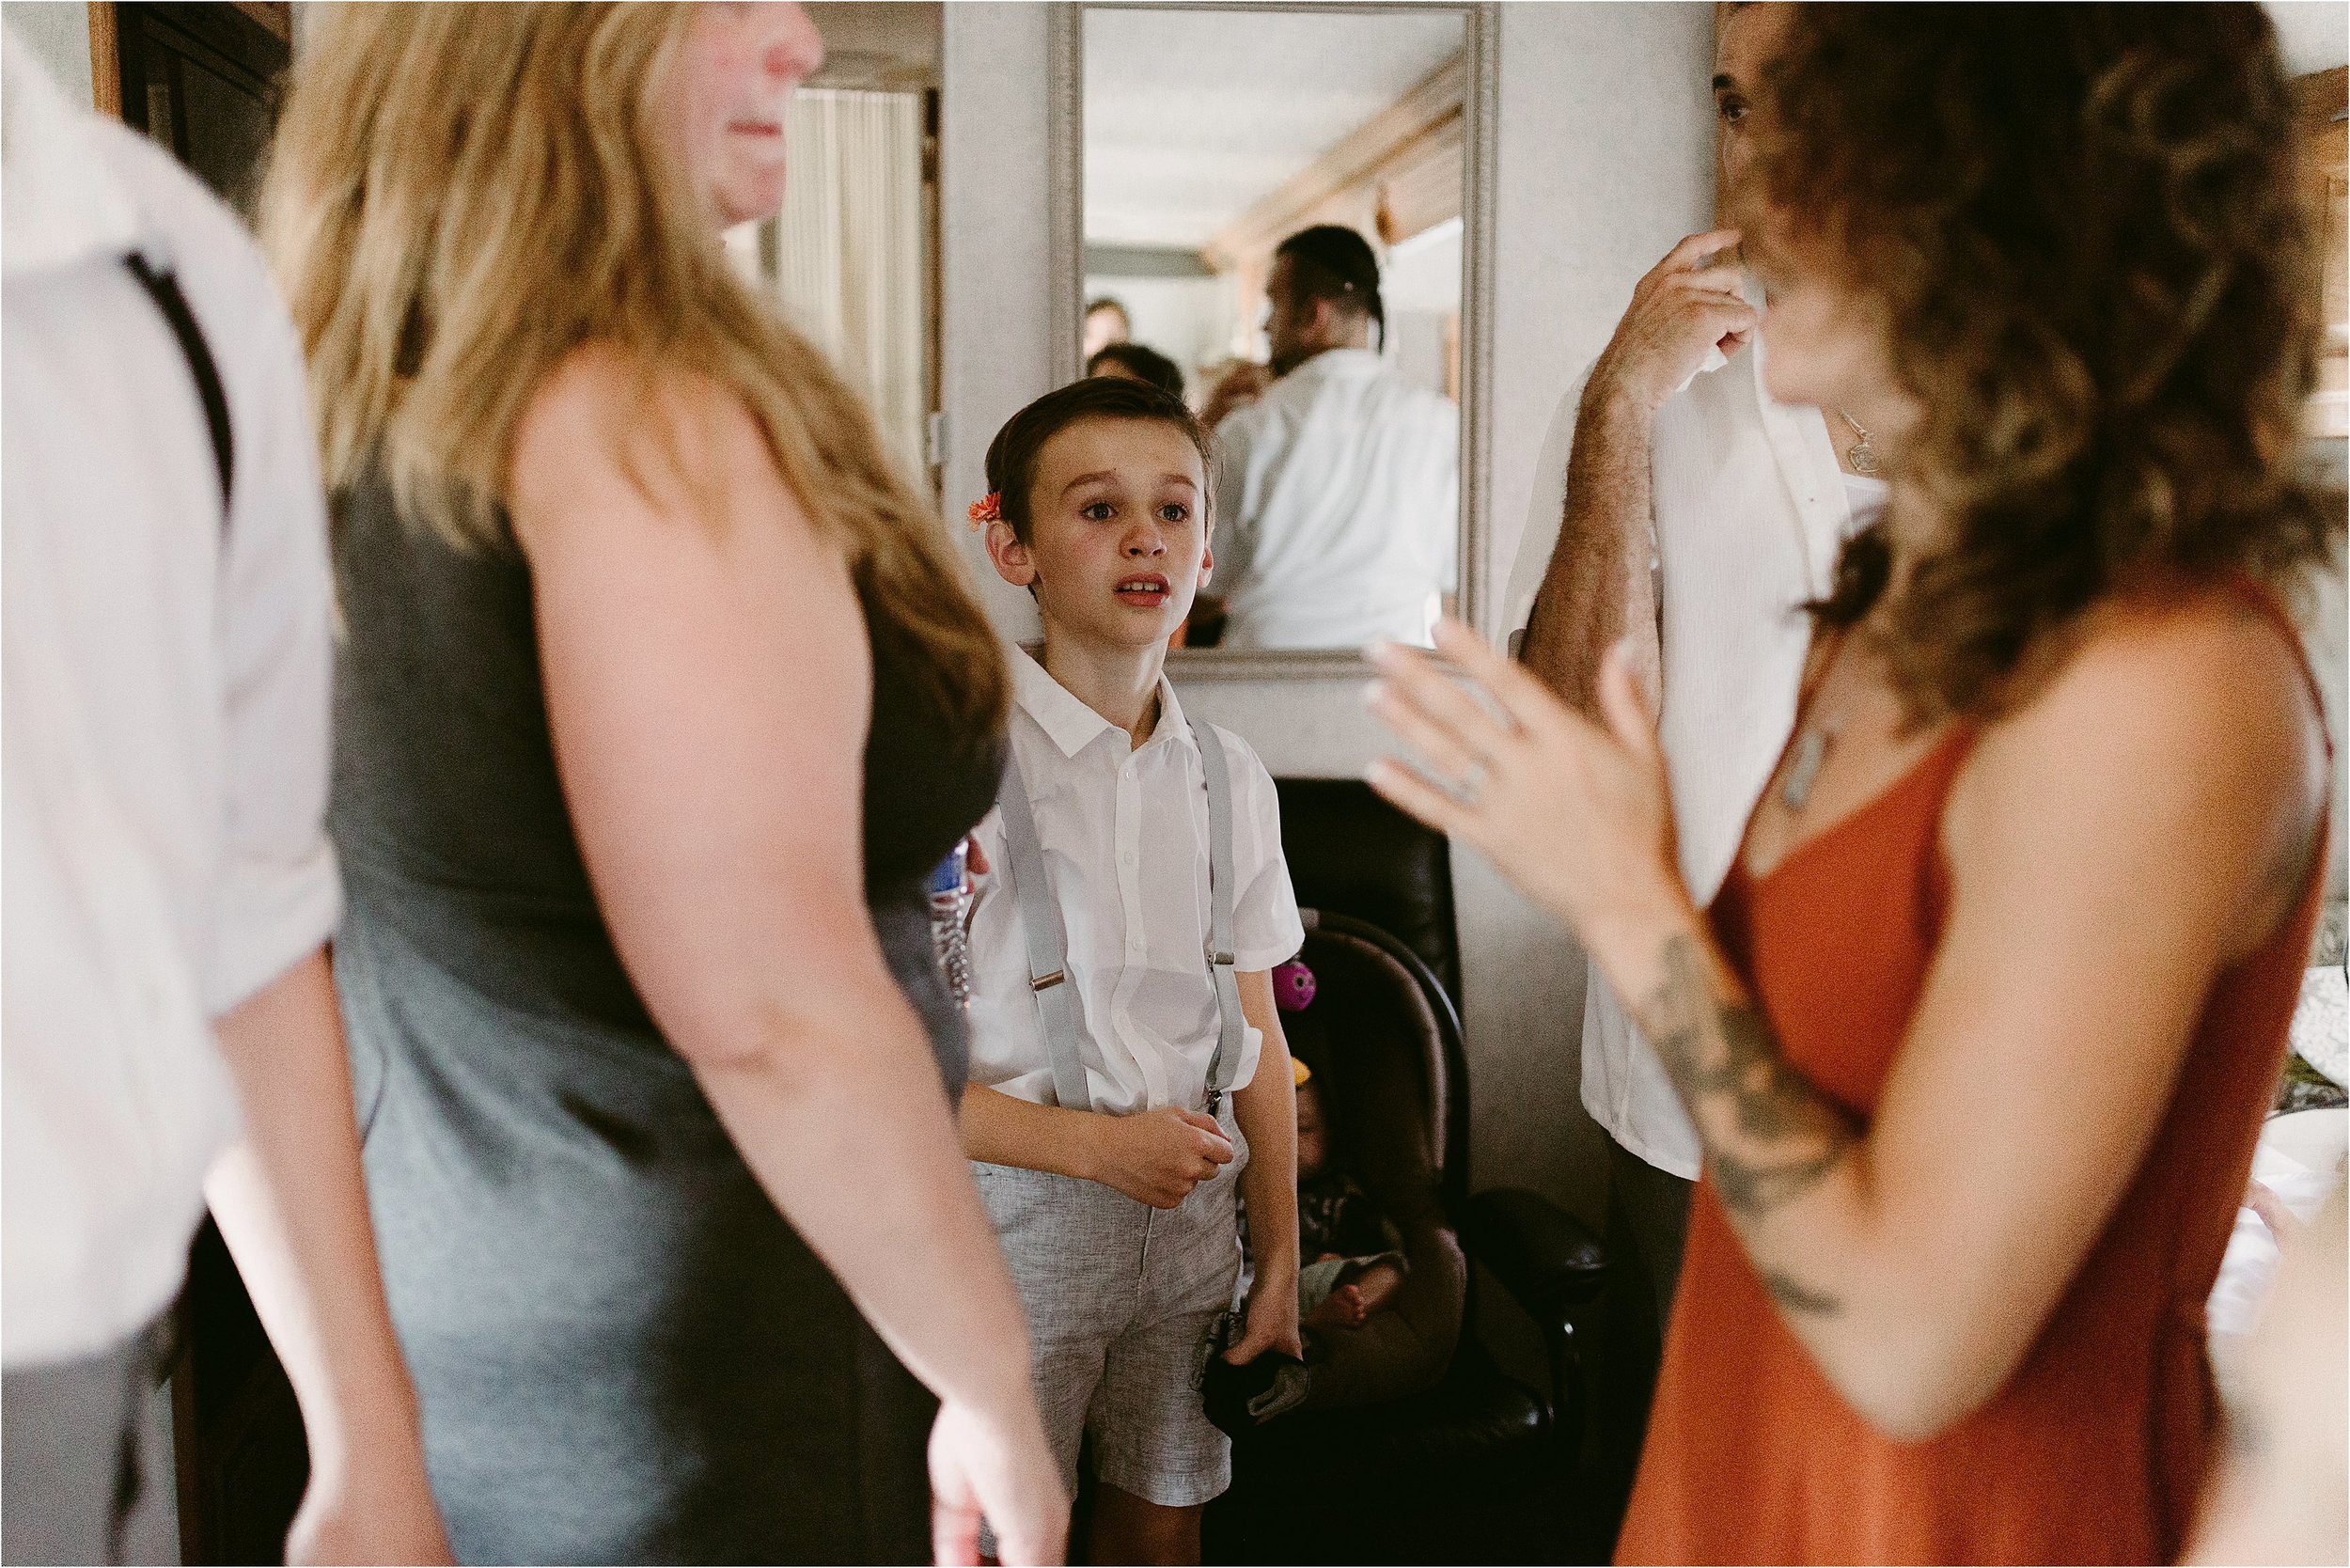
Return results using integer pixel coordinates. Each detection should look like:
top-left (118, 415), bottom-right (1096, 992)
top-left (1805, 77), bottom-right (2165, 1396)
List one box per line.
top-left (995, 722), bottom-right (1246, 1114)
top-left (1191, 722), bottom-right (1245, 1117)
top-left (997, 750), bottom-right (1094, 1112)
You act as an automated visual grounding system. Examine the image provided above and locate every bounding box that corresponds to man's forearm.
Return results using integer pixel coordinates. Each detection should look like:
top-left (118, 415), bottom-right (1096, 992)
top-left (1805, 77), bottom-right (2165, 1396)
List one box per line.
top-left (206, 949), bottom-right (431, 1487)
top-left (1519, 382), bottom-right (1663, 716)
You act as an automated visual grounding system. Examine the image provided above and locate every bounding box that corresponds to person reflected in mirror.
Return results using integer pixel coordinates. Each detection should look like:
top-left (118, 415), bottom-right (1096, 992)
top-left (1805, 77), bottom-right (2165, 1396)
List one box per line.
top-left (1084, 295), bottom-right (1133, 361)
top-left (1502, 3), bottom-right (1846, 1538)
top-left (261, 6), bottom-right (1065, 1561)
top-left (1193, 225), bottom-right (1459, 651)
top-left (965, 377), bottom-right (1306, 1565)
top-left (1370, 6), bottom-right (2335, 1562)
top-left (1198, 358), bottom-right (1272, 437)
top-left (1087, 340), bottom-right (1187, 402)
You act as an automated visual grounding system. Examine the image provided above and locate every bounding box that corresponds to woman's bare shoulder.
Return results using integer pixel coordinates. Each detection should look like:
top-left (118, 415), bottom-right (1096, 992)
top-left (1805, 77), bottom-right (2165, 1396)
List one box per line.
top-left (2029, 582), bottom-right (2317, 756)
top-left (1953, 580), bottom-right (2325, 929)
top-left (509, 344), bottom-right (812, 552)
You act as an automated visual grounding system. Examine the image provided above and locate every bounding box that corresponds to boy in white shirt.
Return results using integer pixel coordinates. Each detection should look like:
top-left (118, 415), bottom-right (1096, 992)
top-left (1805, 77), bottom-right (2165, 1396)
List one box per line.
top-left (964, 377), bottom-right (1306, 1563)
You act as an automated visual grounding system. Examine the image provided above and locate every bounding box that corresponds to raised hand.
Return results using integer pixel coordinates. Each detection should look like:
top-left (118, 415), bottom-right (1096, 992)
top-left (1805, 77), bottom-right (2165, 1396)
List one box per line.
top-left (1590, 229), bottom-right (1756, 417)
top-left (1364, 618), bottom-right (1694, 955)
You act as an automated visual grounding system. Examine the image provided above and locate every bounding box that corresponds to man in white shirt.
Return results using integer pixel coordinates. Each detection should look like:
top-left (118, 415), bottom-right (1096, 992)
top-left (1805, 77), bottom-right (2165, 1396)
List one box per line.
top-left (1, 33), bottom-right (446, 1564)
top-left (1200, 225), bottom-right (1459, 650)
top-left (1503, 1), bottom-right (1879, 1535)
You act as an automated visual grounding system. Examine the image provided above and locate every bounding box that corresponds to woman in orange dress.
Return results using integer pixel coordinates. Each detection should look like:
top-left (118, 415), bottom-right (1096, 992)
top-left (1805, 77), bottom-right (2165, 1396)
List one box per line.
top-left (1365, 7), bottom-right (2337, 1561)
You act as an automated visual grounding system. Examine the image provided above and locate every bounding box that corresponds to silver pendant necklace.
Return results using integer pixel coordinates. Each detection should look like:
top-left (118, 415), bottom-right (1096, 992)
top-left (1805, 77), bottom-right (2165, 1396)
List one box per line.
top-left (1780, 717), bottom-right (1843, 812)
top-left (1835, 407), bottom-right (1880, 476)
top-left (1780, 635), bottom-right (1853, 813)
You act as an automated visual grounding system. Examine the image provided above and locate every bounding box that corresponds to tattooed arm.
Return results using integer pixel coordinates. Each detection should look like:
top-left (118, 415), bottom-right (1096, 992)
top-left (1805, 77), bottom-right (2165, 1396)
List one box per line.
top-left (1633, 937), bottom-right (1860, 1317)
top-left (1368, 604), bottom-right (2324, 1440)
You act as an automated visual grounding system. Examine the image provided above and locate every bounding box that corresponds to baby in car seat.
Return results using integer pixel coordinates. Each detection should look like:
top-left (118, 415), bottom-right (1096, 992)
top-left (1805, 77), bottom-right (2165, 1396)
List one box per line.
top-left (1279, 959), bottom-right (1410, 1332)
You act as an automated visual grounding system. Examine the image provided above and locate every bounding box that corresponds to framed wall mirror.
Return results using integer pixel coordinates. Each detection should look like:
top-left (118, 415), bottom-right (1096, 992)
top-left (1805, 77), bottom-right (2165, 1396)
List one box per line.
top-left (1049, 2), bottom-right (1496, 678)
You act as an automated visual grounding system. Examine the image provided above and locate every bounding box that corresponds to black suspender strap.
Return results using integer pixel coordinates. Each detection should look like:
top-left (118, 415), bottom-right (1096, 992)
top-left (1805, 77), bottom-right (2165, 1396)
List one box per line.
top-left (122, 253), bottom-right (233, 522)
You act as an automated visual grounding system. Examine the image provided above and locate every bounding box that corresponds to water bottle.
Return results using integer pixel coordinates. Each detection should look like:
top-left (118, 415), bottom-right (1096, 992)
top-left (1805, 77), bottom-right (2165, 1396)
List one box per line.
top-left (927, 839), bottom-right (974, 1008)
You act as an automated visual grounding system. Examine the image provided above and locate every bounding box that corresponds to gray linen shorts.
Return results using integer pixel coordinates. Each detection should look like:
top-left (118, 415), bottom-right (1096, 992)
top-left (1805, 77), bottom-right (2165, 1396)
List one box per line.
top-left (972, 1105), bottom-right (1248, 1510)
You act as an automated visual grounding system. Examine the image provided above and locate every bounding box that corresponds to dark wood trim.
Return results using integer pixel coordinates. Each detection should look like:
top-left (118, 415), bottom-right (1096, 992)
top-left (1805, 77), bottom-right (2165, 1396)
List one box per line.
top-left (2294, 63), bottom-right (2347, 126)
top-left (228, 0), bottom-right (290, 42)
top-left (87, 2), bottom-right (122, 117)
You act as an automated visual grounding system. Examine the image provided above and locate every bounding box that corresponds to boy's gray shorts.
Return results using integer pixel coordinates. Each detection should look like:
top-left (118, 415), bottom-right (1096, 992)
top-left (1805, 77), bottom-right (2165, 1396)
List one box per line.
top-left (972, 1105), bottom-right (1247, 1510)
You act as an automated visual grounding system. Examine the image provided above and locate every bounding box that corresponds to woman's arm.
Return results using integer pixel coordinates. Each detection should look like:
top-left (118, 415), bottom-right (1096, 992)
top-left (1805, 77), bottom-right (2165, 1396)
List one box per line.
top-left (509, 350), bottom-right (1063, 1565)
top-left (1369, 609), bottom-right (2323, 1440)
top-left (206, 949), bottom-right (451, 1565)
top-left (1223, 970), bottom-right (1303, 1363)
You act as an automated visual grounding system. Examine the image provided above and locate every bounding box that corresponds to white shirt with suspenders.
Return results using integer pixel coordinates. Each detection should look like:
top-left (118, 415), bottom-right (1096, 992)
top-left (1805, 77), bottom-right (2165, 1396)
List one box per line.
top-left (963, 646), bottom-right (1303, 1508)
top-left (966, 648), bottom-right (1303, 1118)
top-left (3, 28), bottom-right (342, 1372)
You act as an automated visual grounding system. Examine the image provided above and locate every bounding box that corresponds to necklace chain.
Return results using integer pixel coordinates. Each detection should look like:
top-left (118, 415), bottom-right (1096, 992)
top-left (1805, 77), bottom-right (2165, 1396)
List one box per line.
top-left (1835, 406), bottom-right (1881, 477)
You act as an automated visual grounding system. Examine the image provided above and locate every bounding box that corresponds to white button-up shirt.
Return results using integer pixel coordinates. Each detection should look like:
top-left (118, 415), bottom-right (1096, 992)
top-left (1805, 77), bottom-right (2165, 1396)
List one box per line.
top-left (1505, 333), bottom-right (1857, 1179)
top-left (3, 32), bottom-right (341, 1367)
top-left (1212, 347), bottom-right (1460, 650)
top-left (967, 650), bottom-right (1305, 1115)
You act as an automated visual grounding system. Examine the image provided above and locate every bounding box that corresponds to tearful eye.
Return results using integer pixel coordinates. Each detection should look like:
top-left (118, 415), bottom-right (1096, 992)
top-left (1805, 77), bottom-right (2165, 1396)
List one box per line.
top-left (1160, 504), bottom-right (1190, 524)
top-left (1082, 501), bottom-right (1117, 523)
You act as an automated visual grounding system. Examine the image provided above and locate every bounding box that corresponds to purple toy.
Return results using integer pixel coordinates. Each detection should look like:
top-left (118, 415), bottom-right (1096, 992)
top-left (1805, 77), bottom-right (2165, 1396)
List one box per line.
top-left (1271, 960), bottom-right (1316, 1012)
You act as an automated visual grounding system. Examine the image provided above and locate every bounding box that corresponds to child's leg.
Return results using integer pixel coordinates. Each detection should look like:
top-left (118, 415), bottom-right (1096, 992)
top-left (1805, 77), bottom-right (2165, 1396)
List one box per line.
top-left (1089, 1487), bottom-right (1202, 1565)
top-left (1082, 1156), bottom-right (1248, 1563)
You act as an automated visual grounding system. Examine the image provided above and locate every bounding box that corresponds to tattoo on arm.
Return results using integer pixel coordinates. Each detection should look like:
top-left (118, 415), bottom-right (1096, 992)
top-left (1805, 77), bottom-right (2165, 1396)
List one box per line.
top-left (1637, 935), bottom-right (1859, 1316)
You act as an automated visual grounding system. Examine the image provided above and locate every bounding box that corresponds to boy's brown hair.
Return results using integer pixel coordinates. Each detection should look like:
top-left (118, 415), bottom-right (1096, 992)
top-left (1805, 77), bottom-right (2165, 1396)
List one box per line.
top-left (982, 377), bottom-right (1216, 545)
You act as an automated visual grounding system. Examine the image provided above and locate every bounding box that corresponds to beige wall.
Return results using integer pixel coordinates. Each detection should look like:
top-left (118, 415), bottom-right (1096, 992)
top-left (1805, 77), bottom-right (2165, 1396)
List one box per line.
top-left (4, 1), bottom-right (93, 104)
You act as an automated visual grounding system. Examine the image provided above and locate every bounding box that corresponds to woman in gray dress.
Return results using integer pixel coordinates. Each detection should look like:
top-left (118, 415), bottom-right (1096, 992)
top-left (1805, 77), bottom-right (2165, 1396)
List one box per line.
top-left (259, 6), bottom-right (1064, 1561)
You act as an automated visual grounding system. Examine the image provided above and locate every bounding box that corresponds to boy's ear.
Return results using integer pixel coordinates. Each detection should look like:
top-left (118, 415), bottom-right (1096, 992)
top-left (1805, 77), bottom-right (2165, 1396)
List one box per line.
top-left (983, 518), bottom-right (1036, 588)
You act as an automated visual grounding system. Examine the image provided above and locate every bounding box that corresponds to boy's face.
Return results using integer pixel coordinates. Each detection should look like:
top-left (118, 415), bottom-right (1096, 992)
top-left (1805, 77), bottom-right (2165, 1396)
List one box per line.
top-left (1295, 1080), bottom-right (1327, 1177)
top-left (988, 416), bottom-right (1212, 651)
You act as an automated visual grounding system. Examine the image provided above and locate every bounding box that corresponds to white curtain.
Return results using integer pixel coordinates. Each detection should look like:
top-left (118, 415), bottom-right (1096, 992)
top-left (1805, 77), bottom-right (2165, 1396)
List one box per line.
top-left (766, 88), bottom-right (928, 478)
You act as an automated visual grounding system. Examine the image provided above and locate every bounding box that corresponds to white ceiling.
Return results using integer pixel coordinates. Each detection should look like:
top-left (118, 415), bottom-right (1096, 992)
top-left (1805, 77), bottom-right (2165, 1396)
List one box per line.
top-left (1083, 8), bottom-right (1464, 251)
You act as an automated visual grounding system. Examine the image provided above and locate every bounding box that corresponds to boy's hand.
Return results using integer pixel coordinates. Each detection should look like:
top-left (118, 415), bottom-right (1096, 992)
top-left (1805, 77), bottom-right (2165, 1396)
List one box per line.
top-left (1222, 1273), bottom-right (1304, 1364)
top-left (1087, 1107), bottom-right (1232, 1208)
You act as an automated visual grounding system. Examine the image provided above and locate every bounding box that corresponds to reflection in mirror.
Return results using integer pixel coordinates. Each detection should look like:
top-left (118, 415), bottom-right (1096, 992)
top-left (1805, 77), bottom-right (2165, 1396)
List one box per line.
top-left (1081, 7), bottom-right (1469, 652)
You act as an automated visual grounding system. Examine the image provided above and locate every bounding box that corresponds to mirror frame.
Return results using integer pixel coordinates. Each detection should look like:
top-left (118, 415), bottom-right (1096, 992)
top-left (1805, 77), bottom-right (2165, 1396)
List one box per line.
top-left (1048, 0), bottom-right (1500, 682)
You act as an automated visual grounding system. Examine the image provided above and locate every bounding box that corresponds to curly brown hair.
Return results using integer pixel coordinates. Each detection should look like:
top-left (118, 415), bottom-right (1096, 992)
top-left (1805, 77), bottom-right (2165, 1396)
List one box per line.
top-left (1755, 4), bottom-right (2340, 720)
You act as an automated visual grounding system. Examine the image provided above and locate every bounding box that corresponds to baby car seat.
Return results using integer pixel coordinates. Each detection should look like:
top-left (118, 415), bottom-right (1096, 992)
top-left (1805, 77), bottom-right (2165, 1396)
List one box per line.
top-left (1203, 781), bottom-right (1609, 1564)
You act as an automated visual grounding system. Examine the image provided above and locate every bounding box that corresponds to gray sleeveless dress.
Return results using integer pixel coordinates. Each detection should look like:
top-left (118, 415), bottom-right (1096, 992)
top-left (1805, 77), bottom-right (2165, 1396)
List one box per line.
top-left (329, 473), bottom-right (1002, 1564)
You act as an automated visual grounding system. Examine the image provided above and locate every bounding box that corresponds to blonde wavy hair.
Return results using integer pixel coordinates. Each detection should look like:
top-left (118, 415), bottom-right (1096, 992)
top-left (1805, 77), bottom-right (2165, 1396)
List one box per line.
top-left (259, 2), bottom-right (1008, 729)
